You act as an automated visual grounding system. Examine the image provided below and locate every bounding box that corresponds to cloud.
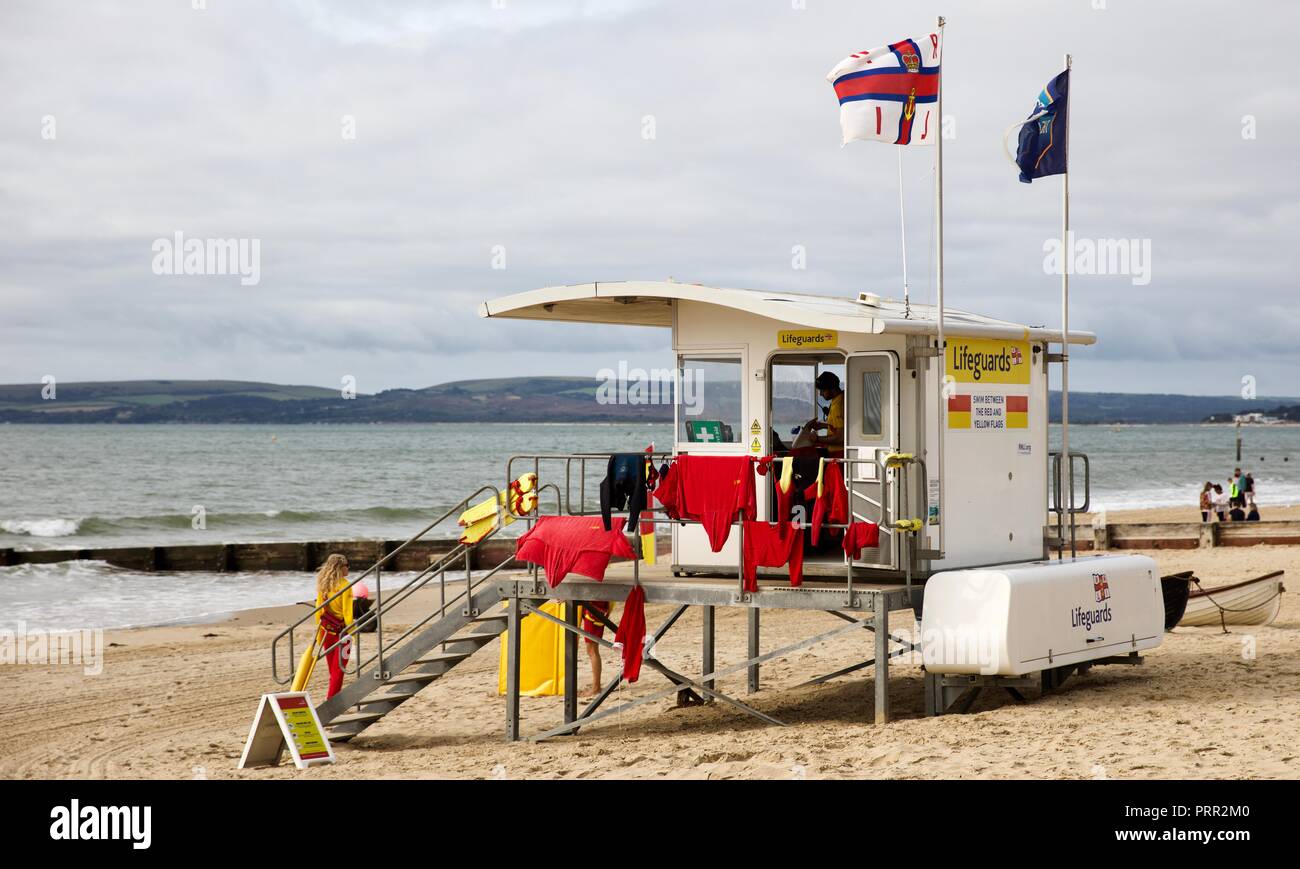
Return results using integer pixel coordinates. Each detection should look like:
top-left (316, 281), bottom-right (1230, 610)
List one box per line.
top-left (0, 0), bottom-right (1296, 393)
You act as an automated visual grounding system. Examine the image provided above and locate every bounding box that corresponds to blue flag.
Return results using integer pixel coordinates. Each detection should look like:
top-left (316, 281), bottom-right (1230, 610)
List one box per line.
top-left (1014, 70), bottom-right (1069, 183)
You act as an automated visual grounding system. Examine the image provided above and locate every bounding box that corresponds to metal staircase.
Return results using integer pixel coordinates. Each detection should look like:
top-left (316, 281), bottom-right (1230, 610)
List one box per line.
top-left (271, 483), bottom-right (548, 743)
top-left (319, 586), bottom-right (510, 740)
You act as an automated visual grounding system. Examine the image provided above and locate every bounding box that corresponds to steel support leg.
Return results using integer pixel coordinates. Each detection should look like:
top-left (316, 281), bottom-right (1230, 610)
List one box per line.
top-left (563, 600), bottom-right (578, 724)
top-left (702, 605), bottom-right (715, 695)
top-left (874, 594), bottom-right (890, 725)
top-left (747, 607), bottom-right (760, 694)
top-left (505, 594), bottom-right (522, 742)
top-left (530, 614), bottom-right (874, 742)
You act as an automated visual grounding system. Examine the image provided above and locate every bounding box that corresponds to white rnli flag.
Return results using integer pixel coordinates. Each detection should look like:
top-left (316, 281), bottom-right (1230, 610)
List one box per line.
top-left (827, 32), bottom-right (942, 146)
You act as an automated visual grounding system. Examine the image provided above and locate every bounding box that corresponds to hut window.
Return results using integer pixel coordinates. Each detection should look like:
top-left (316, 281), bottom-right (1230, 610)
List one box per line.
top-left (861, 370), bottom-right (884, 437)
top-left (678, 356), bottom-right (742, 444)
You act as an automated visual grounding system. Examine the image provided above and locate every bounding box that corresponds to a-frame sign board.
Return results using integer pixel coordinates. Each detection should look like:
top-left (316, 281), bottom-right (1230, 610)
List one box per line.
top-left (238, 692), bottom-right (336, 770)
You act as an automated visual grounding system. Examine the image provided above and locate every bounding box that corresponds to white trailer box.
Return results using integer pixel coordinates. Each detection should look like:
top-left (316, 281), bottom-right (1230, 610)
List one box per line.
top-left (920, 555), bottom-right (1163, 676)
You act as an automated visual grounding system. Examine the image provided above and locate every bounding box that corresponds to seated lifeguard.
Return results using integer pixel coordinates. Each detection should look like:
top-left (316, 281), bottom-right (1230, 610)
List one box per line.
top-left (802, 371), bottom-right (844, 458)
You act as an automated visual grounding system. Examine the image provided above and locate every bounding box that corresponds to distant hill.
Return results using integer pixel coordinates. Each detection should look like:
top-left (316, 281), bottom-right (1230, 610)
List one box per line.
top-left (1054, 392), bottom-right (1300, 425)
top-left (0, 377), bottom-right (671, 423)
top-left (0, 378), bottom-right (1293, 424)
top-left (0, 380), bottom-right (339, 422)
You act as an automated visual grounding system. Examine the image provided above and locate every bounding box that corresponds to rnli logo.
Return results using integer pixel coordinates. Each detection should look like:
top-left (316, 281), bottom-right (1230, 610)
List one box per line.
top-left (900, 50), bottom-right (920, 73)
top-left (1093, 573), bottom-right (1110, 603)
top-left (1010, 347), bottom-right (1023, 366)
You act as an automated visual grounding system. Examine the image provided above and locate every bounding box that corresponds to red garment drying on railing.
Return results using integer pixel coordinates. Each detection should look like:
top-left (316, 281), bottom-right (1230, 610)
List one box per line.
top-left (514, 516), bottom-right (637, 587)
top-left (842, 521), bottom-right (881, 559)
top-left (652, 455), bottom-right (757, 551)
top-left (741, 520), bottom-right (804, 592)
top-left (803, 459), bottom-right (848, 545)
top-left (653, 461), bottom-right (683, 520)
top-left (614, 585), bottom-right (647, 682)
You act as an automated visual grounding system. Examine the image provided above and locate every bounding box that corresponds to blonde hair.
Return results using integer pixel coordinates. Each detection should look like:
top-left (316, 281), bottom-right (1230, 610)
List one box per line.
top-left (315, 553), bottom-right (350, 600)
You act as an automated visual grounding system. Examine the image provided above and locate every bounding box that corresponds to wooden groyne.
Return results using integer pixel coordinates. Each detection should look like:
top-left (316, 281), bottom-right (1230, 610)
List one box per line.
top-left (4, 521), bottom-right (1299, 573)
top-left (1055, 519), bottom-right (1300, 552)
top-left (0, 537), bottom-right (522, 573)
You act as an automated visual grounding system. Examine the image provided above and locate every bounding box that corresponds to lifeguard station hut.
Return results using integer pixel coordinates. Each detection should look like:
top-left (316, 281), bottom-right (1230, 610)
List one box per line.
top-left (266, 278), bottom-right (1167, 747)
top-left (480, 279), bottom-right (1089, 578)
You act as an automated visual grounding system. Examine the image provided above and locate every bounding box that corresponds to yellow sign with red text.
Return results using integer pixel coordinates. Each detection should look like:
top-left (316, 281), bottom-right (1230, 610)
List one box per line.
top-left (777, 329), bottom-right (838, 350)
top-left (946, 338), bottom-right (1031, 385)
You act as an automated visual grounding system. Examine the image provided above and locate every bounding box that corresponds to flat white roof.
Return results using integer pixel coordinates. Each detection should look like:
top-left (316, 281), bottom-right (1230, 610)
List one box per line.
top-left (479, 280), bottom-right (1096, 345)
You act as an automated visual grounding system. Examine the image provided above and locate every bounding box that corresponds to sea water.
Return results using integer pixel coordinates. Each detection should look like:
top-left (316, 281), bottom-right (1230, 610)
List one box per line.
top-left (0, 422), bottom-right (1295, 629)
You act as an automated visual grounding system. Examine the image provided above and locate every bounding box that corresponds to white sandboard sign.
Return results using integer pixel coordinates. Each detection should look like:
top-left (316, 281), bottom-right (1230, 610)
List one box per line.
top-left (238, 692), bottom-right (336, 770)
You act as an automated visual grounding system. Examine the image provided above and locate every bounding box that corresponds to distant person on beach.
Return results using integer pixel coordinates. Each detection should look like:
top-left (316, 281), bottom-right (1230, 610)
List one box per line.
top-left (1243, 472), bottom-right (1256, 509)
top-left (1211, 484), bottom-right (1228, 522)
top-left (1199, 482), bottom-right (1213, 522)
top-left (1230, 468), bottom-right (1245, 509)
top-left (314, 553), bottom-right (354, 700)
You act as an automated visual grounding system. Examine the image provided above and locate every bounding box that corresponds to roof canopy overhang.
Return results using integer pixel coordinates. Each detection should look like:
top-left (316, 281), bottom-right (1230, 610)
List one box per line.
top-left (479, 280), bottom-right (1096, 345)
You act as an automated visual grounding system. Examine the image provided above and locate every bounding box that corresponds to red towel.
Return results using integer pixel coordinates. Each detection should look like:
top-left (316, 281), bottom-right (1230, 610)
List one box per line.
top-left (842, 521), bottom-right (881, 559)
top-left (514, 516), bottom-right (637, 587)
top-left (657, 455), bottom-right (757, 552)
top-left (803, 460), bottom-right (848, 545)
top-left (741, 520), bottom-right (804, 592)
top-left (614, 585), bottom-right (647, 682)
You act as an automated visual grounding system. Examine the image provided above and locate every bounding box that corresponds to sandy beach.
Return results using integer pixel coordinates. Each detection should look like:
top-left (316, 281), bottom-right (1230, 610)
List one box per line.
top-left (2, 537), bottom-right (1296, 780)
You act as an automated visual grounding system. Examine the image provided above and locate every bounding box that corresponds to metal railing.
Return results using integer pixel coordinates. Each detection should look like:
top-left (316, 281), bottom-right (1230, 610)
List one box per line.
top-left (272, 449), bottom-right (925, 694)
top-left (1049, 450), bottom-right (1091, 558)
top-left (505, 451), bottom-right (924, 604)
top-left (270, 482), bottom-right (561, 687)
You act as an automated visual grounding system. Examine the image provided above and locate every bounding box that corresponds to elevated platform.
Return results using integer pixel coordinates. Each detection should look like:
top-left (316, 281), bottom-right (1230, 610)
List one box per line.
top-left (494, 559), bottom-right (924, 739)
top-left (503, 560), bottom-right (921, 614)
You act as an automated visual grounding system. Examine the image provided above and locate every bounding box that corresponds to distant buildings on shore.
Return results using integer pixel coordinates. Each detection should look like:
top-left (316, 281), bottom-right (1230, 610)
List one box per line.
top-left (1203, 410), bottom-right (1297, 425)
top-left (1232, 412), bottom-right (1285, 425)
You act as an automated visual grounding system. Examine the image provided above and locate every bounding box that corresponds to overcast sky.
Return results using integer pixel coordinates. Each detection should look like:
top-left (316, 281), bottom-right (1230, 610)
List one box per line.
top-left (2, 0), bottom-right (1297, 396)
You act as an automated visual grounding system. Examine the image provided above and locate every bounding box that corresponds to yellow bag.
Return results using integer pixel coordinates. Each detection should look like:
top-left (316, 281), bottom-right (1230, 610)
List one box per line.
top-left (497, 600), bottom-right (568, 696)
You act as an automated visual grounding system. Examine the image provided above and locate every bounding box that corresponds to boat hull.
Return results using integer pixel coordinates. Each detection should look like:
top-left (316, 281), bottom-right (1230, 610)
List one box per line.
top-left (1178, 575), bottom-right (1285, 627)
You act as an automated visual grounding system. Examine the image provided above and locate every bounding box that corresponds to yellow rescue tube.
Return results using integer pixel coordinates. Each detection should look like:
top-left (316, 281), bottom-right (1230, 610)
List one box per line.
top-left (290, 628), bottom-right (323, 692)
top-left (458, 473), bottom-right (537, 527)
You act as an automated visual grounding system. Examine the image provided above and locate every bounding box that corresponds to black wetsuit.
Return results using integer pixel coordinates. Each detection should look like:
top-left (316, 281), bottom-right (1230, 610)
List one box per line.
top-left (600, 453), bottom-right (649, 532)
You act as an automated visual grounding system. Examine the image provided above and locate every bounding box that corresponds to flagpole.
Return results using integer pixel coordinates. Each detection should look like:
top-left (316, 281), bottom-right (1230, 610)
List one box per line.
top-left (1060, 52), bottom-right (1074, 558)
top-left (934, 14), bottom-right (946, 559)
top-left (897, 147), bottom-right (910, 318)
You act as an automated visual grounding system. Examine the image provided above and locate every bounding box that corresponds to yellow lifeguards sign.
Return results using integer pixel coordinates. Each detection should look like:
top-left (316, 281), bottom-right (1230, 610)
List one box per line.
top-left (946, 338), bottom-right (1030, 385)
top-left (777, 329), bottom-right (838, 350)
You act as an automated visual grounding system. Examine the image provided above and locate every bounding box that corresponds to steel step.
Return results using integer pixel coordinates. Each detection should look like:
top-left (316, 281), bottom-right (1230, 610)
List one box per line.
top-left (357, 690), bottom-right (420, 706)
top-left (385, 671), bottom-right (443, 685)
top-left (473, 611), bottom-right (509, 622)
top-left (445, 631), bottom-right (503, 644)
top-left (413, 650), bottom-right (473, 666)
top-left (329, 710), bottom-right (385, 725)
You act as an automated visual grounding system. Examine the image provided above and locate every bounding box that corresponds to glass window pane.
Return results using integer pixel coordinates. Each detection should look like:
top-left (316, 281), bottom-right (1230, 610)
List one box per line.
top-left (861, 370), bottom-right (883, 437)
top-left (679, 357), bottom-right (742, 444)
top-left (770, 361), bottom-right (816, 448)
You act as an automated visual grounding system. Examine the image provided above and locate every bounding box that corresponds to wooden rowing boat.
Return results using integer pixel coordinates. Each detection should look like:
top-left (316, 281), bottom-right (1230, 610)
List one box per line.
top-left (1178, 570), bottom-right (1286, 628)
